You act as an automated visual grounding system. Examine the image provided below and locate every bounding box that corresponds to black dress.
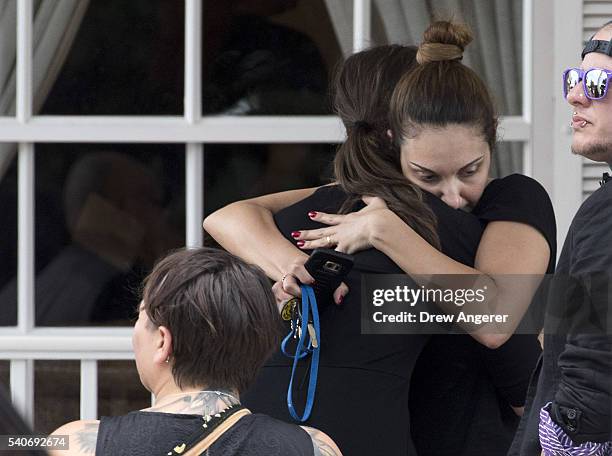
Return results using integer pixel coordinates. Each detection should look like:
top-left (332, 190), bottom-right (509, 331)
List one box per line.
top-left (409, 174), bottom-right (557, 456)
top-left (243, 185), bottom-right (483, 456)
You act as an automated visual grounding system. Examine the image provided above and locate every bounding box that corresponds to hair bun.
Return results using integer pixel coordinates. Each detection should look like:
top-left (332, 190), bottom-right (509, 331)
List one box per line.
top-left (416, 21), bottom-right (473, 64)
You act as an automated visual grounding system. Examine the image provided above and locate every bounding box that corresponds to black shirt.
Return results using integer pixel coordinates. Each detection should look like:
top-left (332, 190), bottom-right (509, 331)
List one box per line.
top-left (509, 178), bottom-right (612, 455)
top-left (96, 411), bottom-right (314, 455)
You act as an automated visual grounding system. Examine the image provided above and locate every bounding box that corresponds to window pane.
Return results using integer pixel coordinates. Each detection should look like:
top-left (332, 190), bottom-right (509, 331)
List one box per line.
top-left (0, 360), bottom-right (8, 389)
top-left (34, 360), bottom-right (80, 433)
top-left (38, 0), bottom-right (184, 115)
top-left (493, 141), bottom-right (524, 178)
top-left (204, 143), bottom-right (336, 215)
top-left (98, 360), bottom-right (150, 416)
top-left (201, 0), bottom-right (341, 115)
top-left (32, 144), bottom-right (185, 326)
top-left (372, 0), bottom-right (523, 116)
top-left (0, 0), bottom-right (15, 117)
top-left (0, 144), bottom-right (17, 326)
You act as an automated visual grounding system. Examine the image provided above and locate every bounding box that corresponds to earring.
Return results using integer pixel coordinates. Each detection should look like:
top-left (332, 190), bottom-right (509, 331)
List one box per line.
top-left (165, 356), bottom-right (170, 363)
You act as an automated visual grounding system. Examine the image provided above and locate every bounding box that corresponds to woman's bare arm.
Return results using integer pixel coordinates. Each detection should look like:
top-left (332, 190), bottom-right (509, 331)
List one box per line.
top-left (294, 202), bottom-right (549, 347)
top-left (203, 187), bottom-right (318, 281)
top-left (368, 210), bottom-right (550, 348)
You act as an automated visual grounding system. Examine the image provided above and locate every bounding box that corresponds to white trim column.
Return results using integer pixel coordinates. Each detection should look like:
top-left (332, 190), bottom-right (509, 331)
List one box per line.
top-left (80, 360), bottom-right (97, 420)
top-left (185, 0), bottom-right (203, 248)
top-left (528, 0), bottom-right (554, 193)
top-left (14, 0), bottom-right (35, 425)
top-left (10, 359), bottom-right (34, 425)
top-left (552, 0), bottom-right (583, 251)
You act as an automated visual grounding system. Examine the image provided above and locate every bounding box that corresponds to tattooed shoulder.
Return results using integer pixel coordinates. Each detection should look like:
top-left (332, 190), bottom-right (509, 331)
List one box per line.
top-left (49, 420), bottom-right (99, 456)
top-left (301, 426), bottom-right (343, 456)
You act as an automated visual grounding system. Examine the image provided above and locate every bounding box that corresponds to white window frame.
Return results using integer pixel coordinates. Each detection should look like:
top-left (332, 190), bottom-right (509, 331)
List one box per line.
top-left (0, 0), bottom-right (566, 425)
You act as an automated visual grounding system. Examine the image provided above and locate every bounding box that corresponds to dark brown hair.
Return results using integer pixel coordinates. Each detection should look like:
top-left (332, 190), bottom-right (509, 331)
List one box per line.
top-left (390, 21), bottom-right (498, 152)
top-left (141, 247), bottom-right (282, 392)
top-left (333, 44), bottom-right (441, 249)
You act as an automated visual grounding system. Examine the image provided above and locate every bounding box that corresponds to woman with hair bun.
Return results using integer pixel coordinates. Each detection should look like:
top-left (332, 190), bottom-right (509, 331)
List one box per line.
top-left (205, 21), bottom-right (555, 456)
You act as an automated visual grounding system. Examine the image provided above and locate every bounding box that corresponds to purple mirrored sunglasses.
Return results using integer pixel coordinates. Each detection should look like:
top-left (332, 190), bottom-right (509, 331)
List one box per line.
top-left (563, 68), bottom-right (612, 100)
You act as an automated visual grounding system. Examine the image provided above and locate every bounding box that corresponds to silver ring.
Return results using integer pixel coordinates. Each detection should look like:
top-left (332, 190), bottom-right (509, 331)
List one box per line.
top-left (326, 235), bottom-right (332, 245)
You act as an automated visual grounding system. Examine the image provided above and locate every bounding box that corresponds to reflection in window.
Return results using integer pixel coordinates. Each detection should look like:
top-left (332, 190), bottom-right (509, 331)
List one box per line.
top-left (35, 360), bottom-right (80, 433)
top-left (98, 360), bottom-right (150, 417)
top-left (0, 0), bottom-right (16, 117)
top-left (0, 145), bottom-right (185, 327)
top-left (204, 143), bottom-right (336, 216)
top-left (0, 360), bottom-right (8, 390)
top-left (201, 0), bottom-right (339, 115)
top-left (0, 147), bottom-right (17, 326)
top-left (39, 0), bottom-right (185, 115)
top-left (37, 0), bottom-right (341, 116)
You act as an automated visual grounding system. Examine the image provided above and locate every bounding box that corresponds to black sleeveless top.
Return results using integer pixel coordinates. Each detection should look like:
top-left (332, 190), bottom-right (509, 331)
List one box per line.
top-left (242, 185), bottom-right (483, 456)
top-left (96, 411), bottom-right (314, 455)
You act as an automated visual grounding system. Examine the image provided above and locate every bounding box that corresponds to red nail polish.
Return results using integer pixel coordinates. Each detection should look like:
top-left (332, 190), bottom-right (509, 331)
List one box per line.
top-left (308, 211), bottom-right (317, 218)
top-left (338, 295), bottom-right (344, 304)
top-left (297, 240), bottom-right (305, 247)
top-left (291, 231), bottom-right (301, 238)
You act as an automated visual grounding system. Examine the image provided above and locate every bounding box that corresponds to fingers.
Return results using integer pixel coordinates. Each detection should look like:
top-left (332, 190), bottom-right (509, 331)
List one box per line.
top-left (308, 211), bottom-right (343, 226)
top-left (293, 227), bottom-right (338, 250)
top-left (284, 262), bottom-right (314, 286)
top-left (273, 280), bottom-right (295, 302)
top-left (281, 273), bottom-right (302, 297)
top-left (272, 280), bottom-right (296, 313)
top-left (296, 236), bottom-right (336, 250)
top-left (281, 261), bottom-right (315, 297)
top-left (333, 282), bottom-right (349, 305)
top-left (293, 227), bottom-right (330, 241)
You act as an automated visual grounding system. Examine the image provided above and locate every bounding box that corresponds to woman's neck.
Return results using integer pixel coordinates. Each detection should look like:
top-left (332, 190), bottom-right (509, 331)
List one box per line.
top-left (145, 389), bottom-right (240, 415)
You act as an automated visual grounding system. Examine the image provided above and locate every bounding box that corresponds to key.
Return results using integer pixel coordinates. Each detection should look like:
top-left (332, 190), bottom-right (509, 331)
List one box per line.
top-left (296, 323), bottom-right (303, 339)
top-left (307, 323), bottom-right (318, 348)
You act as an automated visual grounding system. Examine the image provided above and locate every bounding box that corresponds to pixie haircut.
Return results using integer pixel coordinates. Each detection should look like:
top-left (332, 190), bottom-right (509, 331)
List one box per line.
top-left (141, 247), bottom-right (282, 393)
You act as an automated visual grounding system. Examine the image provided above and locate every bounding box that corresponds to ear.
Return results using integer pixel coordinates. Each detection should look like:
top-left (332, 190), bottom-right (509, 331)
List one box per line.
top-left (153, 326), bottom-right (173, 366)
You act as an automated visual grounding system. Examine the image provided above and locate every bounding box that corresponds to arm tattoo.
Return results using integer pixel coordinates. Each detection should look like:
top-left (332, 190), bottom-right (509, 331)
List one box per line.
top-left (303, 427), bottom-right (341, 456)
top-left (75, 422), bottom-right (99, 454)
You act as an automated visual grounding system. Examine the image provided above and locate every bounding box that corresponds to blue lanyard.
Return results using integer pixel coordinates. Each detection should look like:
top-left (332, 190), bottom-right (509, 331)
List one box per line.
top-left (280, 285), bottom-right (320, 422)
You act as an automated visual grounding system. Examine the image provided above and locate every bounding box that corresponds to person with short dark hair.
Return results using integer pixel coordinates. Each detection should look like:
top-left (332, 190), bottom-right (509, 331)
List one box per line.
top-left (510, 20), bottom-right (612, 456)
top-left (49, 247), bottom-right (342, 456)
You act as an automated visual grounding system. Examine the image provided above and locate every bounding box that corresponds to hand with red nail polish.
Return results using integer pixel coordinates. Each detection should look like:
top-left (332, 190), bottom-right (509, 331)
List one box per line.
top-left (334, 283), bottom-right (349, 305)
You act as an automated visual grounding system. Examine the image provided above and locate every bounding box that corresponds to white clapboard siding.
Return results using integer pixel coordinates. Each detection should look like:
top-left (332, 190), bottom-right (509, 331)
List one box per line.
top-left (581, 1), bottom-right (612, 199)
top-left (582, 158), bottom-right (610, 198)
